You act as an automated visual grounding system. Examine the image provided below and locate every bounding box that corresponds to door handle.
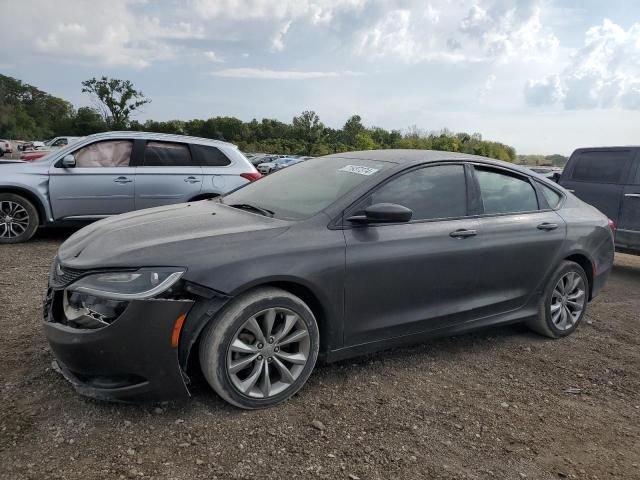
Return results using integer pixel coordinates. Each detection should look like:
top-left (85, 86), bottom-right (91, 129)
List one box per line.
top-left (184, 176), bottom-right (201, 184)
top-left (114, 176), bottom-right (133, 184)
top-left (537, 222), bottom-right (559, 231)
top-left (624, 193), bottom-right (640, 198)
top-left (449, 228), bottom-right (477, 239)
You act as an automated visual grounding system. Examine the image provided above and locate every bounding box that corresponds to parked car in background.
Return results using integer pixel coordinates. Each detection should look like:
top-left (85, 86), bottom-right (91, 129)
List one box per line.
top-left (0, 131), bottom-right (260, 243)
top-left (20, 137), bottom-right (84, 161)
top-left (0, 139), bottom-right (12, 157)
top-left (20, 150), bottom-right (51, 161)
top-left (557, 146), bottom-right (640, 255)
top-left (529, 166), bottom-right (562, 180)
top-left (42, 150), bottom-right (614, 407)
top-left (257, 156), bottom-right (301, 174)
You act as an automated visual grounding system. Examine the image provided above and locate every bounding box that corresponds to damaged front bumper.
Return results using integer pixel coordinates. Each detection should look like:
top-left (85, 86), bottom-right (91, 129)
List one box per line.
top-left (43, 288), bottom-right (195, 402)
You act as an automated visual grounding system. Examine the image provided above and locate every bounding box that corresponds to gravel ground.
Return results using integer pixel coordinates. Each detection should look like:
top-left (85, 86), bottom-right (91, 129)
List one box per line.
top-left (1, 228), bottom-right (639, 480)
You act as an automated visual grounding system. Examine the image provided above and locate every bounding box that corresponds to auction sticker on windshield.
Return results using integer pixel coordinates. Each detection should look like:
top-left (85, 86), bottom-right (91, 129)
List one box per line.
top-left (339, 165), bottom-right (379, 176)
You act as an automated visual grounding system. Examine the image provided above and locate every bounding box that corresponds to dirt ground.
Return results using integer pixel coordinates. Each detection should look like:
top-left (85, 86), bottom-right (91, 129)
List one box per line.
top-left (1, 228), bottom-right (639, 480)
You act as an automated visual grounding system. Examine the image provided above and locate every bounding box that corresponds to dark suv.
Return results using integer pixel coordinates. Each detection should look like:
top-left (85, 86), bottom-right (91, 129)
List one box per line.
top-left (558, 147), bottom-right (640, 255)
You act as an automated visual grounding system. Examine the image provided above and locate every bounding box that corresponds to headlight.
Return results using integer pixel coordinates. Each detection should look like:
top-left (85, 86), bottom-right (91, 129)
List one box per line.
top-left (63, 291), bottom-right (128, 329)
top-left (67, 268), bottom-right (185, 300)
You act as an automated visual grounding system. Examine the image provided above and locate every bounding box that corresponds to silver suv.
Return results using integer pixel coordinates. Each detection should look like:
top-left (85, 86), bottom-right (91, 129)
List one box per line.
top-left (0, 131), bottom-right (260, 243)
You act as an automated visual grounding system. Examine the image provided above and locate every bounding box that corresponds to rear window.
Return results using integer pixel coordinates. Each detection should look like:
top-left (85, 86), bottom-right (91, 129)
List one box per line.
top-left (570, 151), bottom-right (632, 184)
top-left (192, 144), bottom-right (231, 167)
top-left (143, 141), bottom-right (193, 167)
top-left (537, 182), bottom-right (563, 208)
top-left (476, 168), bottom-right (539, 214)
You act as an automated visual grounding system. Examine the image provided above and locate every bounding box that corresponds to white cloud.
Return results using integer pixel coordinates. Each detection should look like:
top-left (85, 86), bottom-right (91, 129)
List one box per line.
top-left (192, 0), bottom-right (367, 21)
top-left (271, 21), bottom-right (292, 52)
top-left (524, 75), bottom-right (564, 106)
top-left (526, 19), bottom-right (640, 110)
top-left (479, 73), bottom-right (497, 100)
top-left (211, 68), bottom-right (360, 79)
top-left (2, 0), bottom-right (205, 68)
top-left (355, 1), bottom-right (558, 64)
top-left (203, 51), bottom-right (224, 62)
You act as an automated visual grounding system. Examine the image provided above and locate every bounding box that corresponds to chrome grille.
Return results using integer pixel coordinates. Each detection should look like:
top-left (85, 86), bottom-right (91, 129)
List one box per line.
top-left (50, 259), bottom-right (86, 288)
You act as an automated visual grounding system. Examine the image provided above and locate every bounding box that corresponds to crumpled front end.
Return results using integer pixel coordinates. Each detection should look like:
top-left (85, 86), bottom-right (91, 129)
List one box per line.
top-left (42, 260), bottom-right (197, 402)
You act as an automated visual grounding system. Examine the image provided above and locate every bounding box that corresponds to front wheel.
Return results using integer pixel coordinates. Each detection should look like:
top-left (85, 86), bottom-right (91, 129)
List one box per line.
top-left (527, 260), bottom-right (589, 338)
top-left (199, 287), bottom-right (319, 409)
top-left (0, 193), bottom-right (39, 244)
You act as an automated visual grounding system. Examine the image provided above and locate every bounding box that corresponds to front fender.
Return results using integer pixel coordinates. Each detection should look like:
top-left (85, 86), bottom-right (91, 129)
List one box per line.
top-left (1, 176), bottom-right (53, 223)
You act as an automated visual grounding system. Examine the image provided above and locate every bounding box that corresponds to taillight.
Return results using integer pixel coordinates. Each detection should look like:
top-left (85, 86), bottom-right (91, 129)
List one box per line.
top-left (240, 172), bottom-right (262, 182)
top-left (608, 218), bottom-right (616, 232)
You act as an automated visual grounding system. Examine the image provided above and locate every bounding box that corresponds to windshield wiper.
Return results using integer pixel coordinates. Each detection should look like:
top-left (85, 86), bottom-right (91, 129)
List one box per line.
top-left (228, 203), bottom-right (275, 217)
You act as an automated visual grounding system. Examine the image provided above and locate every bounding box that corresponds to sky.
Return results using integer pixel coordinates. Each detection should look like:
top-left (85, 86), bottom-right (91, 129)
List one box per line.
top-left (1, 0), bottom-right (639, 155)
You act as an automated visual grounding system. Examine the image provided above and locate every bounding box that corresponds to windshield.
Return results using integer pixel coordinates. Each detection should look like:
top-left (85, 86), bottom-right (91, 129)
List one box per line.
top-left (223, 157), bottom-right (392, 220)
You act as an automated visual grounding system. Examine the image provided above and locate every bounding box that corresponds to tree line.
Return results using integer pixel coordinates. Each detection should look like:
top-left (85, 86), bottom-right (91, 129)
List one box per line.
top-left (0, 74), bottom-right (516, 162)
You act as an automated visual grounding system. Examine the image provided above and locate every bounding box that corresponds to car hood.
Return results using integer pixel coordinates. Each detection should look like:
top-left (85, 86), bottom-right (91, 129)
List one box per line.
top-left (0, 159), bottom-right (50, 173)
top-left (57, 201), bottom-right (290, 270)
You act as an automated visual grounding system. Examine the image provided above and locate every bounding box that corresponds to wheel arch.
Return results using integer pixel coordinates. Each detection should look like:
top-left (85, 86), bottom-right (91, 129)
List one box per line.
top-left (183, 278), bottom-right (334, 378)
top-left (0, 186), bottom-right (47, 225)
top-left (564, 252), bottom-right (594, 300)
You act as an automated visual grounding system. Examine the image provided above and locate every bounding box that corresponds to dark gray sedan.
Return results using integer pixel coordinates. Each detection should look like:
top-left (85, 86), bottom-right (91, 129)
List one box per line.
top-left (43, 150), bottom-right (614, 408)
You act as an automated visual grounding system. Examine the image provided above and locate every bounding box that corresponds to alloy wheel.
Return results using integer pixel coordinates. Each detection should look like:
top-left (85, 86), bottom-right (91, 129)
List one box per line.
top-left (0, 201), bottom-right (30, 239)
top-left (550, 271), bottom-right (586, 331)
top-left (226, 308), bottom-right (310, 399)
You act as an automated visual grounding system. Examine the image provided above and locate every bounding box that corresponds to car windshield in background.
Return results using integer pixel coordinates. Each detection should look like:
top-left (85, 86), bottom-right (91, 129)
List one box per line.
top-left (223, 157), bottom-right (391, 220)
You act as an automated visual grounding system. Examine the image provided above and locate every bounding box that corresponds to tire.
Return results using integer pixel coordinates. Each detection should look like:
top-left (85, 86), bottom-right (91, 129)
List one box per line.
top-left (527, 260), bottom-right (589, 338)
top-left (0, 193), bottom-right (39, 244)
top-left (199, 287), bottom-right (320, 409)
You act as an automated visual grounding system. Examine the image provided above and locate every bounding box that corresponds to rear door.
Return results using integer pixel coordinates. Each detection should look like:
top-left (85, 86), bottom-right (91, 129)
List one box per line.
top-left (48, 139), bottom-right (135, 219)
top-left (618, 152), bottom-right (640, 251)
top-left (560, 149), bottom-right (634, 223)
top-left (192, 144), bottom-right (234, 195)
top-left (134, 140), bottom-right (204, 210)
top-left (470, 165), bottom-right (567, 316)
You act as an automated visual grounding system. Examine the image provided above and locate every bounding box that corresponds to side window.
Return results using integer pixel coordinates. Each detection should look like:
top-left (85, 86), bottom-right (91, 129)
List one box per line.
top-left (570, 151), bottom-right (631, 183)
top-left (52, 139), bottom-right (67, 147)
top-left (538, 182), bottom-right (563, 208)
top-left (143, 141), bottom-right (193, 167)
top-left (73, 140), bottom-right (133, 168)
top-left (475, 168), bottom-right (538, 214)
top-left (370, 165), bottom-right (467, 221)
top-left (191, 145), bottom-right (231, 167)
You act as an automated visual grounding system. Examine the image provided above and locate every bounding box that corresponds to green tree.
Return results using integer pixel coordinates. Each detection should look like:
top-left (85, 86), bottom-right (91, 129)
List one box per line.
top-left (81, 76), bottom-right (150, 129)
top-left (292, 110), bottom-right (325, 155)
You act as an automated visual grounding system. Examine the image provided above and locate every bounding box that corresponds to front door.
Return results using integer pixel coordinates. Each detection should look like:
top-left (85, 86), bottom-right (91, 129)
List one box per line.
top-left (48, 140), bottom-right (135, 219)
top-left (618, 157), bottom-right (640, 251)
top-left (135, 140), bottom-right (203, 210)
top-left (344, 163), bottom-right (482, 346)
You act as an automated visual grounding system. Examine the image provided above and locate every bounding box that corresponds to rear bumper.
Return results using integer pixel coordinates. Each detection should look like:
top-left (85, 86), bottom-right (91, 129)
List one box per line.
top-left (43, 291), bottom-right (194, 402)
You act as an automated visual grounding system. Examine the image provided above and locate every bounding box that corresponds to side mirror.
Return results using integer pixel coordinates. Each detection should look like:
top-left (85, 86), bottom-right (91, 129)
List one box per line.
top-left (347, 203), bottom-right (413, 224)
top-left (551, 172), bottom-right (561, 183)
top-left (61, 154), bottom-right (76, 168)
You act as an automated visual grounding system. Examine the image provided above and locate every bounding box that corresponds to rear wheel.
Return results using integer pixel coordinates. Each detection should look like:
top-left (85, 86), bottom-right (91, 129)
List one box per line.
top-left (0, 193), bottom-right (39, 244)
top-left (527, 261), bottom-right (588, 338)
top-left (199, 287), bottom-right (319, 409)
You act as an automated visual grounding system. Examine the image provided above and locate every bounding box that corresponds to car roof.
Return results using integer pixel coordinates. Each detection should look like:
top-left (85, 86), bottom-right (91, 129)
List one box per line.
top-left (324, 149), bottom-right (500, 164)
top-left (81, 131), bottom-right (237, 149)
top-left (322, 149), bottom-right (551, 181)
top-left (572, 146), bottom-right (640, 153)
